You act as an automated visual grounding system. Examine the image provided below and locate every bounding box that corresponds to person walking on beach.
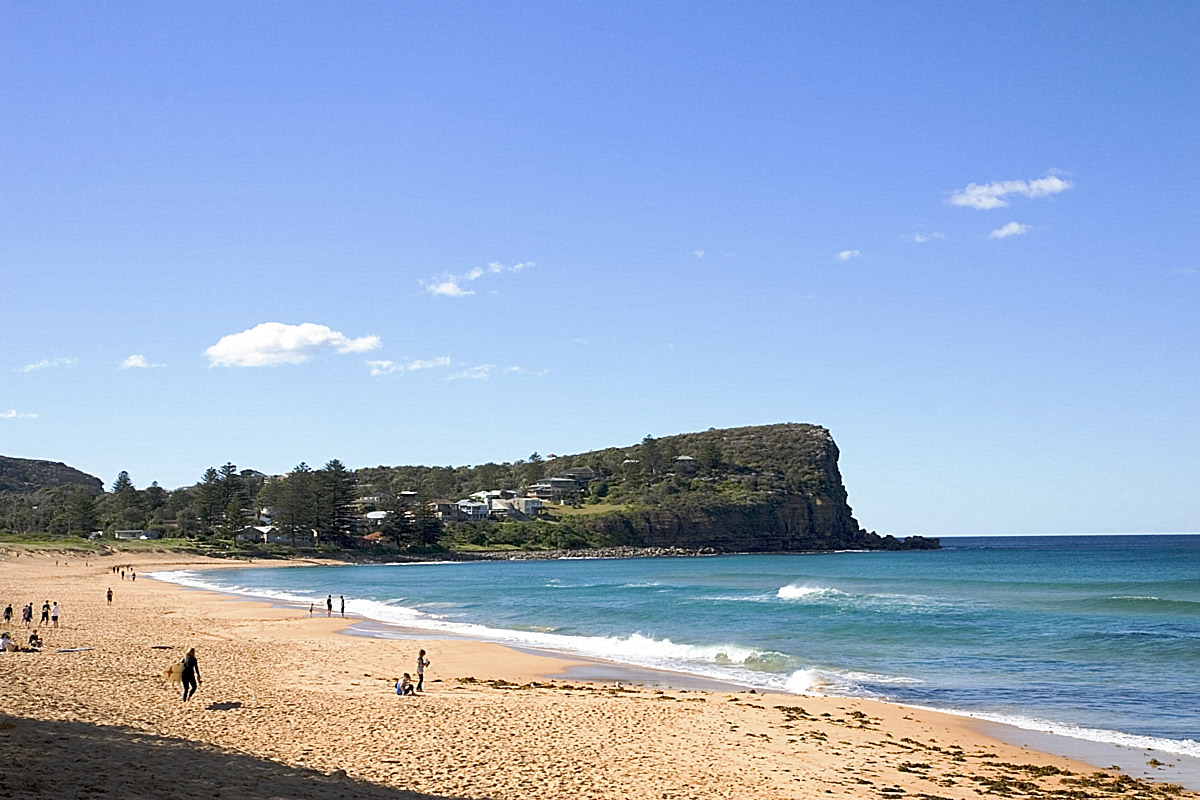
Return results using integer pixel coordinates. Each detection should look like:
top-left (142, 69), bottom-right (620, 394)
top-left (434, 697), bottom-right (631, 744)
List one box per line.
top-left (339, 596), bottom-right (345, 617)
top-left (40, 601), bottom-right (50, 626)
top-left (181, 647), bottom-right (202, 702)
top-left (106, 588), bottom-right (113, 605)
top-left (326, 595), bottom-right (332, 617)
top-left (22, 603), bottom-right (32, 628)
top-left (415, 649), bottom-right (429, 692)
top-left (50, 602), bottom-right (60, 628)
top-left (3, 604), bottom-right (11, 624)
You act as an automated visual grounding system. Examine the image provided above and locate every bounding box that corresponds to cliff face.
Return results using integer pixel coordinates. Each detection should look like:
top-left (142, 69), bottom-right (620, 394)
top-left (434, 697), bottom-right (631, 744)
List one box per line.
top-left (0, 456), bottom-right (104, 494)
top-left (557, 424), bottom-right (937, 552)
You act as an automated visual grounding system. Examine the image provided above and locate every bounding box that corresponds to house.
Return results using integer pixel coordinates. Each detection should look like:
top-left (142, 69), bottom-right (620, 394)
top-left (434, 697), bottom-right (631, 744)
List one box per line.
top-left (364, 510), bottom-right (389, 528)
top-left (527, 477), bottom-right (582, 503)
top-left (427, 499), bottom-right (458, 521)
top-left (510, 497), bottom-right (543, 515)
top-left (114, 530), bottom-right (151, 540)
top-left (674, 455), bottom-right (699, 475)
top-left (456, 500), bottom-right (490, 521)
top-left (557, 466), bottom-right (599, 484)
top-left (354, 494), bottom-right (389, 511)
top-left (266, 528), bottom-right (318, 546)
top-left (234, 525), bottom-right (276, 543)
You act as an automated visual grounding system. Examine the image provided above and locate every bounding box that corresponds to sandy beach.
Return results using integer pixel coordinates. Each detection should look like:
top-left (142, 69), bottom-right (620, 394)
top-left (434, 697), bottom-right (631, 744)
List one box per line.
top-left (0, 547), bottom-right (1193, 800)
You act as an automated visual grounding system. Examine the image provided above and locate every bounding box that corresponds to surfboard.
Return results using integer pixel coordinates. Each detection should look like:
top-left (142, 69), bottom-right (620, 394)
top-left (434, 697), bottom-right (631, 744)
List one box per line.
top-left (163, 661), bottom-right (184, 682)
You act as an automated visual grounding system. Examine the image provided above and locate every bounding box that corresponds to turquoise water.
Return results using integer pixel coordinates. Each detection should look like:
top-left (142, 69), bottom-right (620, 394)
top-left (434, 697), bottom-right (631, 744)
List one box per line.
top-left (153, 535), bottom-right (1200, 756)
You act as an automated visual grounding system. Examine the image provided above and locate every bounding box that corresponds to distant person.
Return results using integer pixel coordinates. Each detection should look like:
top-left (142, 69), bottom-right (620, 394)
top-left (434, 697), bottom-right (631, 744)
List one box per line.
top-left (396, 673), bottom-right (415, 696)
top-left (326, 595), bottom-right (332, 617)
top-left (3, 604), bottom-right (11, 624)
top-left (106, 588), bottom-right (113, 605)
top-left (415, 649), bottom-right (430, 692)
top-left (339, 596), bottom-right (345, 617)
top-left (50, 603), bottom-right (60, 628)
top-left (40, 601), bottom-right (50, 625)
top-left (21, 604), bottom-right (32, 628)
top-left (131, 571), bottom-right (136, 582)
top-left (120, 570), bottom-right (125, 580)
top-left (309, 602), bottom-right (314, 616)
top-left (27, 631), bottom-right (42, 651)
top-left (0, 632), bottom-right (12, 652)
top-left (181, 647), bottom-right (202, 702)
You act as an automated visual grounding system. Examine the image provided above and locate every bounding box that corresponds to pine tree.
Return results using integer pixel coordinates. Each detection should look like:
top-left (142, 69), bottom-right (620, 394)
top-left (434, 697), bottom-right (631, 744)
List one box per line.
top-left (318, 459), bottom-right (357, 545)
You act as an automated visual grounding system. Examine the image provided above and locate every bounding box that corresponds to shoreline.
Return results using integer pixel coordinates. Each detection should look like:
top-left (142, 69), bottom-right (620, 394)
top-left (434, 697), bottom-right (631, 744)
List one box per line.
top-left (2, 548), bottom-right (1195, 799)
top-left (151, 554), bottom-right (1200, 790)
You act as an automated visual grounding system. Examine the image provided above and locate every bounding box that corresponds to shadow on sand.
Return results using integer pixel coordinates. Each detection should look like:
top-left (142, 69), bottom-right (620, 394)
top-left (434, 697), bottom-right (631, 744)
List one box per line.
top-left (0, 713), bottom-right (476, 800)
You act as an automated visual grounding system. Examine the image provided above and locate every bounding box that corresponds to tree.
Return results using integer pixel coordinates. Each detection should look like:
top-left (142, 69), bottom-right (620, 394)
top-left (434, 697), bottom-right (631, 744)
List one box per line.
top-left (195, 468), bottom-right (223, 537)
top-left (112, 471), bottom-right (135, 495)
top-left (639, 435), bottom-right (663, 475)
top-left (318, 459), bottom-right (357, 545)
top-left (379, 494), bottom-right (416, 549)
top-left (696, 439), bottom-right (723, 471)
top-left (275, 463), bottom-right (319, 547)
top-left (65, 489), bottom-right (98, 535)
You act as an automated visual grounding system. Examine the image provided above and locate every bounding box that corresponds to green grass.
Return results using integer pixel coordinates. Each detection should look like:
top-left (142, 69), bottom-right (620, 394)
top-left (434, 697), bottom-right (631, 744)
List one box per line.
top-left (541, 502), bottom-right (629, 518)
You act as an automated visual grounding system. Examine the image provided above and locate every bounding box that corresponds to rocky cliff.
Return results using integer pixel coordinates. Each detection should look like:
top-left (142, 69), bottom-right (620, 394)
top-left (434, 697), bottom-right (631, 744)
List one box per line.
top-left (548, 423), bottom-right (938, 552)
top-left (0, 456), bottom-right (104, 494)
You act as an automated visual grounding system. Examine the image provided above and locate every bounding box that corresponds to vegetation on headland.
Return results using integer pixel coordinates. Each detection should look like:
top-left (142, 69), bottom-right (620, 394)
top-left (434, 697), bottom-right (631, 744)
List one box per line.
top-left (0, 424), bottom-right (938, 558)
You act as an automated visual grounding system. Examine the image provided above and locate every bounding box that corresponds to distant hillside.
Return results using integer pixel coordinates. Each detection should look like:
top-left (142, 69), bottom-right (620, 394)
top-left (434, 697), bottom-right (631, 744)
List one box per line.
top-left (0, 456), bottom-right (104, 494)
top-left (361, 423), bottom-right (938, 553)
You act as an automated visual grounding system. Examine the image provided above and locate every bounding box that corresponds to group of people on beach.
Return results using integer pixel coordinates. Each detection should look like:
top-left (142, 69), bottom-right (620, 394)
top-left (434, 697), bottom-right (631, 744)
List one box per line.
top-left (3, 600), bottom-right (60, 628)
top-left (1, 599), bottom-right (57, 653)
top-left (397, 649), bottom-right (429, 696)
top-left (111, 565), bottom-right (136, 581)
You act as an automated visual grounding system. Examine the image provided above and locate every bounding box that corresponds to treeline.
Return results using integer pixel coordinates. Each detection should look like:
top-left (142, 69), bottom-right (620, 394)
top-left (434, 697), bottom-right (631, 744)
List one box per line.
top-left (0, 460), bottom-right (367, 546)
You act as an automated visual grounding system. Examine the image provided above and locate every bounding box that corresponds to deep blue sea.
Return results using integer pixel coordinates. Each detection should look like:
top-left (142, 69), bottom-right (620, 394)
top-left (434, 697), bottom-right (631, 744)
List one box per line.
top-left (152, 534), bottom-right (1199, 757)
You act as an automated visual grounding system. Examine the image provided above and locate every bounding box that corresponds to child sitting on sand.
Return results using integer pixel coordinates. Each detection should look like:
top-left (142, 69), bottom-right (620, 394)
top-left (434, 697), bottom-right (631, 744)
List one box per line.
top-left (396, 673), bottom-right (415, 696)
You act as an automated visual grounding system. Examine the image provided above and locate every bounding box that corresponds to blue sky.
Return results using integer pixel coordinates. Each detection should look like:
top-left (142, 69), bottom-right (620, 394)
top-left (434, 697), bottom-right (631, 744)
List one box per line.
top-left (2, 1), bottom-right (1197, 536)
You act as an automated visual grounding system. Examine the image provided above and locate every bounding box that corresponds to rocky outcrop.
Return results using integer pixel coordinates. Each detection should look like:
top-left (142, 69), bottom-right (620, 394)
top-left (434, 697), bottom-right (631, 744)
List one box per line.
top-left (0, 456), bottom-right (104, 494)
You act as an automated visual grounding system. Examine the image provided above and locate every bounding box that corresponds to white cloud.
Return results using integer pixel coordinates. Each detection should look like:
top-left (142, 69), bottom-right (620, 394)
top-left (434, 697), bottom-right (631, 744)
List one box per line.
top-left (427, 279), bottom-right (474, 297)
top-left (950, 172), bottom-right (1073, 210)
top-left (1, 409), bottom-right (38, 419)
top-left (692, 249), bottom-right (705, 259)
top-left (908, 232), bottom-right (945, 243)
top-left (368, 356), bottom-right (451, 376)
top-left (989, 222), bottom-right (1032, 239)
top-left (120, 354), bottom-right (165, 369)
top-left (1169, 267), bottom-right (1196, 275)
top-left (21, 357), bottom-right (76, 373)
top-left (835, 250), bottom-right (862, 262)
top-left (424, 261), bottom-right (533, 297)
top-left (449, 364), bottom-right (496, 381)
top-left (205, 322), bottom-right (381, 367)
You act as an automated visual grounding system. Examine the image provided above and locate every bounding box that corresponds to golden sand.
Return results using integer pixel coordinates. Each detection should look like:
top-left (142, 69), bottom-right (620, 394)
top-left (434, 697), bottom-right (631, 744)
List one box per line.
top-left (0, 548), bottom-right (1192, 800)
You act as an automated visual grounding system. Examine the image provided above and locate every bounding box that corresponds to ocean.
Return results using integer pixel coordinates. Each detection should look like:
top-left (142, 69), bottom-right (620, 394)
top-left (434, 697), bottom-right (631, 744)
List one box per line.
top-left (152, 534), bottom-right (1199, 759)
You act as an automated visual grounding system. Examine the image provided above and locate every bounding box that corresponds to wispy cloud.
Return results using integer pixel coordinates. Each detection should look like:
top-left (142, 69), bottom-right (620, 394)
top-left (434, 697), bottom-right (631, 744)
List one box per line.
top-left (1169, 267), bottom-right (1196, 275)
top-left (21, 357), bottom-right (76, 373)
top-left (120, 354), bottom-right (165, 369)
top-left (367, 356), bottom-right (452, 376)
top-left (692, 249), bottom-right (705, 259)
top-left (1, 409), bottom-right (38, 419)
top-left (205, 322), bottom-right (380, 367)
top-left (835, 250), bottom-right (862, 262)
top-left (449, 364), bottom-right (496, 380)
top-left (950, 172), bottom-right (1073, 210)
top-left (908, 231), bottom-right (945, 243)
top-left (424, 261), bottom-right (534, 298)
top-left (989, 222), bottom-right (1032, 239)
